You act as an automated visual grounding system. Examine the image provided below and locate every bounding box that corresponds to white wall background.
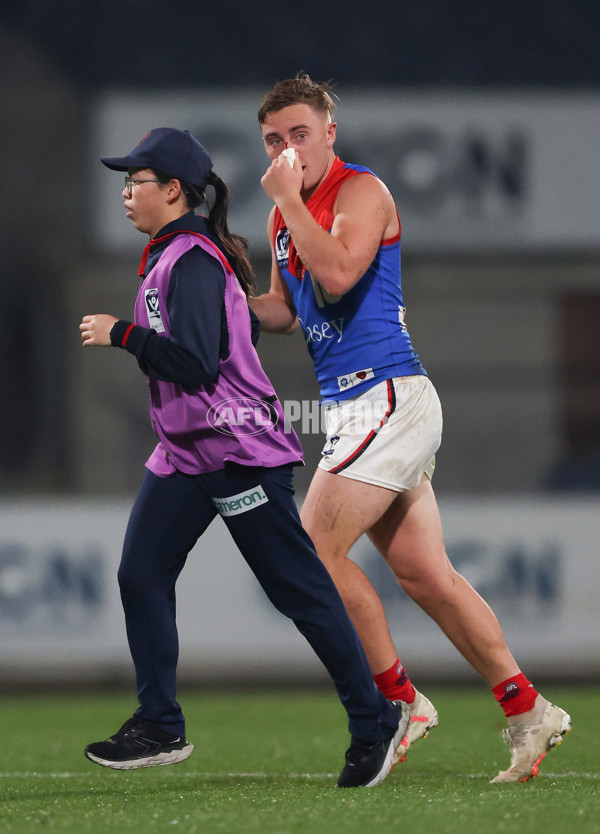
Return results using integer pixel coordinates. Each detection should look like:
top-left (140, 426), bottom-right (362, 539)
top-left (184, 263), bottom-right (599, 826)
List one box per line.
top-left (1, 496), bottom-right (597, 684)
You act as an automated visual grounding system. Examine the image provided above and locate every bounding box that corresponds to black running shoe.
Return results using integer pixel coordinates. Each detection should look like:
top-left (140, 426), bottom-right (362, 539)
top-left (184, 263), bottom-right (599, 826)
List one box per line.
top-left (84, 716), bottom-right (194, 770)
top-left (337, 702), bottom-right (410, 788)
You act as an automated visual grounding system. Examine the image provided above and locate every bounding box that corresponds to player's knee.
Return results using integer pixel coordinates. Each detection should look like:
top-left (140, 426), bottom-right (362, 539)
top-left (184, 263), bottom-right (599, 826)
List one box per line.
top-left (315, 546), bottom-right (354, 575)
top-left (396, 569), bottom-right (454, 607)
top-left (117, 563), bottom-right (136, 596)
top-left (117, 560), bottom-right (154, 596)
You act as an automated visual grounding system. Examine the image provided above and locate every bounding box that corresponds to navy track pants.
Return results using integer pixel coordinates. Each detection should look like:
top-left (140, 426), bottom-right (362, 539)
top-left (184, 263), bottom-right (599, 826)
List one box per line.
top-left (118, 464), bottom-right (397, 743)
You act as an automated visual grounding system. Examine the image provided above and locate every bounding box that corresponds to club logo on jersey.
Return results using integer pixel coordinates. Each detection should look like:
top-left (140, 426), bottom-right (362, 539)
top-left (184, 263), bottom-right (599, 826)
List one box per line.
top-left (275, 228), bottom-right (290, 269)
top-left (145, 289), bottom-right (165, 333)
top-left (337, 368), bottom-right (374, 391)
top-left (212, 485), bottom-right (269, 517)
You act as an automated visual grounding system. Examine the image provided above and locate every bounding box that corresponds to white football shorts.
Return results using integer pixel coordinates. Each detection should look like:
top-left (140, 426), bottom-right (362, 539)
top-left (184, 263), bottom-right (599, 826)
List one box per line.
top-left (317, 375), bottom-right (442, 492)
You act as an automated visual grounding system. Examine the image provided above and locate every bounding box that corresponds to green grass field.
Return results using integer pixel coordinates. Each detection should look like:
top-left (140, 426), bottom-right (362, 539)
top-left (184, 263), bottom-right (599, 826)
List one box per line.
top-left (0, 686), bottom-right (598, 834)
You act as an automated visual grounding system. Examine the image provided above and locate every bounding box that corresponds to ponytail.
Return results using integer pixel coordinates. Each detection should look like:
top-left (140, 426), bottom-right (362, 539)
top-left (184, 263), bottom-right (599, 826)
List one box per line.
top-left (154, 168), bottom-right (256, 297)
top-left (204, 171), bottom-right (256, 297)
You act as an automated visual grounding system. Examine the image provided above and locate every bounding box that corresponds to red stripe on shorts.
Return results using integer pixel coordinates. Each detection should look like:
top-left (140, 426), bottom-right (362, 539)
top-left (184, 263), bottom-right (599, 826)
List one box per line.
top-left (329, 379), bottom-right (396, 474)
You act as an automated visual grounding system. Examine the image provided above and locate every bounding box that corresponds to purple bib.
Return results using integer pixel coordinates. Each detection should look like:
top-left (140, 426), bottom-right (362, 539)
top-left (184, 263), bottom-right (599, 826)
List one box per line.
top-left (134, 232), bottom-right (303, 476)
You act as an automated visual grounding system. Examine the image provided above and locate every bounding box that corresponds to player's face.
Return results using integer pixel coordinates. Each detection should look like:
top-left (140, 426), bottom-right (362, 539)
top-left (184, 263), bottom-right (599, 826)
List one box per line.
top-left (122, 168), bottom-right (168, 237)
top-left (260, 103), bottom-right (336, 198)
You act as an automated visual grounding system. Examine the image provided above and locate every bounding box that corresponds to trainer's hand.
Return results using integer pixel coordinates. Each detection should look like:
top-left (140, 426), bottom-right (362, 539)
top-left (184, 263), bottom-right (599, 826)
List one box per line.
top-left (261, 151), bottom-right (303, 205)
top-left (80, 314), bottom-right (118, 347)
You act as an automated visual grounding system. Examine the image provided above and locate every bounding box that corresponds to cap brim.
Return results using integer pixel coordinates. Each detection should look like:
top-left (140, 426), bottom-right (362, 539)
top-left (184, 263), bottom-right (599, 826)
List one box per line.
top-left (100, 155), bottom-right (144, 171)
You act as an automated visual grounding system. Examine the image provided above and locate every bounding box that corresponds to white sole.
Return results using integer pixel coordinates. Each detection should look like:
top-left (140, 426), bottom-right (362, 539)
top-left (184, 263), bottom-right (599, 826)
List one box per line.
top-left (85, 743), bottom-right (194, 770)
top-left (364, 735), bottom-right (396, 787)
top-left (365, 704), bottom-right (412, 787)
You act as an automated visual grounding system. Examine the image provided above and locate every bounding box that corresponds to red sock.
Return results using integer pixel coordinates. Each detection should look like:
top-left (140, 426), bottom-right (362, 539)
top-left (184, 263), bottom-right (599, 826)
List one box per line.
top-left (373, 659), bottom-right (416, 703)
top-left (492, 673), bottom-right (538, 717)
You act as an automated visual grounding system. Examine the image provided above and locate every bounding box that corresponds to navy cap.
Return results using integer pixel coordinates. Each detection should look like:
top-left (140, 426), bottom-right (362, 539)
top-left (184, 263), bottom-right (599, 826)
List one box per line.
top-left (101, 127), bottom-right (213, 188)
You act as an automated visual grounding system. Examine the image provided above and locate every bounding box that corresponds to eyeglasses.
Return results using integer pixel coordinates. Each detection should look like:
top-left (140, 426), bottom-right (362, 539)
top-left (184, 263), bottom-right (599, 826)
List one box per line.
top-left (124, 176), bottom-right (161, 198)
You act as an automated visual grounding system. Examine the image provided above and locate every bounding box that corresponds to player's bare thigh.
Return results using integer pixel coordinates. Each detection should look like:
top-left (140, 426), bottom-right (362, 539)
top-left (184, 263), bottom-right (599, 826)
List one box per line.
top-left (300, 467), bottom-right (398, 564)
top-left (367, 475), bottom-right (454, 590)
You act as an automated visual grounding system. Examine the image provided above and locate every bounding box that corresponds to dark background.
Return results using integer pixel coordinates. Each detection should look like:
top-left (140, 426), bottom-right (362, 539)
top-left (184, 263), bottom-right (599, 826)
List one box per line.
top-left (0, 1), bottom-right (599, 496)
top-left (3, 0), bottom-right (600, 89)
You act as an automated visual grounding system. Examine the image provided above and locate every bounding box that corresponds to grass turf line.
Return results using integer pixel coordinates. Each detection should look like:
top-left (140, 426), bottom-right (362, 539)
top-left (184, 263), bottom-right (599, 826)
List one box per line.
top-left (0, 687), bottom-right (597, 834)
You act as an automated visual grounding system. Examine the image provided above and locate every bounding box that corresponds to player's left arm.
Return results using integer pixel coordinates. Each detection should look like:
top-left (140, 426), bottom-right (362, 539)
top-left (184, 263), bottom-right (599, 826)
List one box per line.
top-left (279, 174), bottom-right (398, 297)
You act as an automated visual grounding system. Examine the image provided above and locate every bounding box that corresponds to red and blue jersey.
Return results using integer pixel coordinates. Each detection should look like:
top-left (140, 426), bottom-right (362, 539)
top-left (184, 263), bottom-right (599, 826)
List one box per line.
top-left (272, 157), bottom-right (426, 400)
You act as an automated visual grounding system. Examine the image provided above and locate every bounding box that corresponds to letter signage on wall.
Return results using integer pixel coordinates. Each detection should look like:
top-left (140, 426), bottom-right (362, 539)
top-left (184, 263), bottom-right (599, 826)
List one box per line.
top-left (0, 497), bottom-right (598, 682)
top-left (91, 90), bottom-right (600, 255)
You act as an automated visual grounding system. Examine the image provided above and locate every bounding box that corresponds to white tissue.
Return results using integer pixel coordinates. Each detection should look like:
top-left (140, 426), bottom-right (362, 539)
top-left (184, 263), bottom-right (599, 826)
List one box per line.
top-left (282, 148), bottom-right (298, 168)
